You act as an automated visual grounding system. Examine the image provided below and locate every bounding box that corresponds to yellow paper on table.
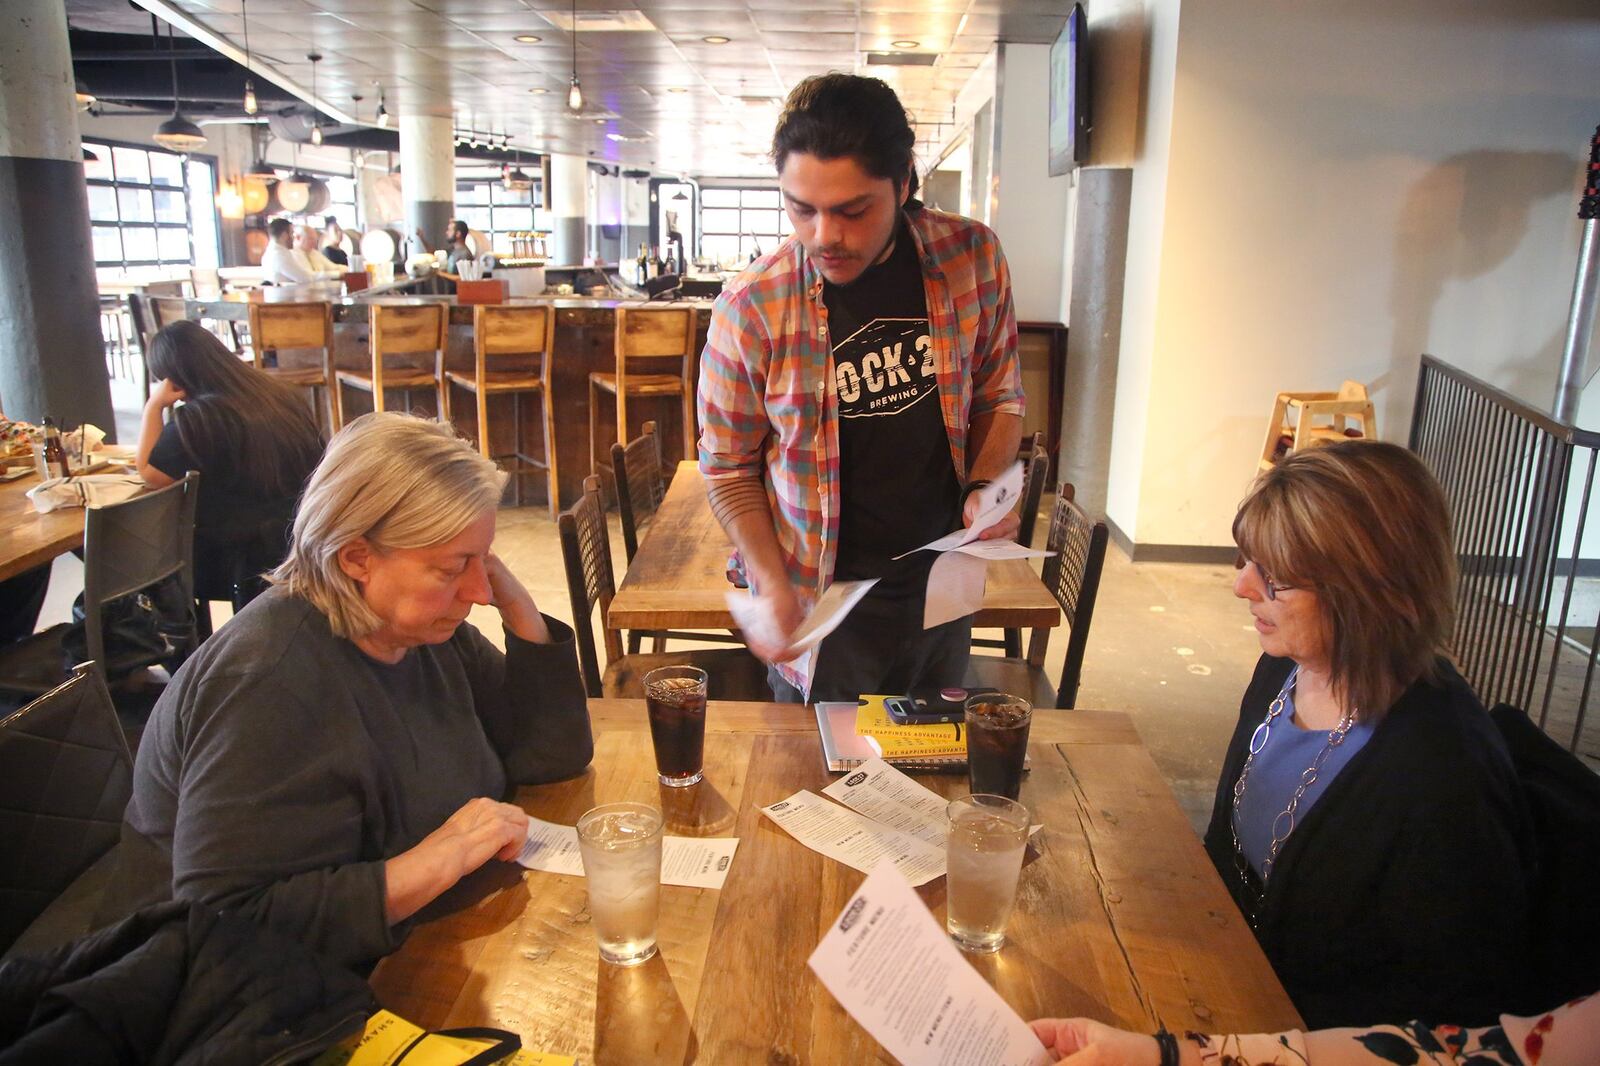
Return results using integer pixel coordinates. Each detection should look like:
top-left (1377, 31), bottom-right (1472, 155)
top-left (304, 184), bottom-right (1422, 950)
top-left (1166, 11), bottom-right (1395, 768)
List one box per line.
top-left (313, 1010), bottom-right (576, 1066)
top-left (854, 694), bottom-right (967, 760)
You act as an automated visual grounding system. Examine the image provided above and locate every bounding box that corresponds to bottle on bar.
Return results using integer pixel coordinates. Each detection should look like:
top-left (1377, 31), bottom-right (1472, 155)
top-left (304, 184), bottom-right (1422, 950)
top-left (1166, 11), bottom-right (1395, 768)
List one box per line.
top-left (42, 418), bottom-right (70, 479)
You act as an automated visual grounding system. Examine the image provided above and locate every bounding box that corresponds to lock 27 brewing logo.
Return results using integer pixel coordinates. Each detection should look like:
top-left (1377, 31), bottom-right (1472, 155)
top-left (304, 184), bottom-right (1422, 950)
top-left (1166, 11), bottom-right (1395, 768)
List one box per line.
top-left (832, 318), bottom-right (935, 418)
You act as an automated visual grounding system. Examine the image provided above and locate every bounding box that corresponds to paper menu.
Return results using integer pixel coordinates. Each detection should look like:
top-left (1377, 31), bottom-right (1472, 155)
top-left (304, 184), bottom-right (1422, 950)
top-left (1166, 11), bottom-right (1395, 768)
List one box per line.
top-left (760, 790), bottom-right (947, 887)
top-left (725, 578), bottom-right (878, 665)
top-left (808, 865), bottom-right (1052, 1066)
top-left (894, 460), bottom-right (1026, 559)
top-left (821, 758), bottom-right (951, 846)
top-left (516, 816), bottom-right (740, 890)
top-left (924, 550), bottom-right (988, 629)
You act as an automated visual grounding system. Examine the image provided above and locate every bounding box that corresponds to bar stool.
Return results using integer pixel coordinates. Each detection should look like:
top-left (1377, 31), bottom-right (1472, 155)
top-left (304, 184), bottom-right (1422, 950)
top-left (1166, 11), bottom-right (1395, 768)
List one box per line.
top-left (247, 301), bottom-right (340, 431)
top-left (444, 304), bottom-right (560, 517)
top-left (336, 303), bottom-right (448, 421)
top-left (588, 306), bottom-right (696, 491)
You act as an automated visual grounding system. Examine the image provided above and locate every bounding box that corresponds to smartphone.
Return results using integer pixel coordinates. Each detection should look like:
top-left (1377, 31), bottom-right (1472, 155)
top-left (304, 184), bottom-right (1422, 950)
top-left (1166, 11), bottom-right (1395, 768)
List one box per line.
top-left (884, 686), bottom-right (1000, 725)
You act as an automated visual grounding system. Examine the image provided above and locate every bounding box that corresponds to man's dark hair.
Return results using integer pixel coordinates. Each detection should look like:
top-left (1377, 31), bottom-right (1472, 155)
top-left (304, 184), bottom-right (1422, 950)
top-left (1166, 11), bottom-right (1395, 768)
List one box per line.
top-left (267, 218), bottom-right (293, 240)
top-left (772, 73), bottom-right (919, 198)
top-left (450, 219), bottom-right (469, 241)
top-left (323, 215), bottom-right (339, 227)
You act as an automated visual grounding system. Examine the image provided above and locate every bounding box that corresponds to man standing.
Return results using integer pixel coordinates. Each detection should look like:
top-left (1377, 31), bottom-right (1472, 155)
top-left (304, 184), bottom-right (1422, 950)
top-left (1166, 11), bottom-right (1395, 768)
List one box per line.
top-left (698, 73), bottom-right (1023, 702)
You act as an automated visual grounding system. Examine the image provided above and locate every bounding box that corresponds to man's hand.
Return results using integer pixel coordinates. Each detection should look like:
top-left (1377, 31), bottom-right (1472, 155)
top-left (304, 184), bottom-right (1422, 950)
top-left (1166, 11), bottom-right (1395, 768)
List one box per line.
top-left (485, 551), bottom-right (551, 643)
top-left (963, 490), bottom-right (1020, 542)
top-left (741, 581), bottom-right (806, 663)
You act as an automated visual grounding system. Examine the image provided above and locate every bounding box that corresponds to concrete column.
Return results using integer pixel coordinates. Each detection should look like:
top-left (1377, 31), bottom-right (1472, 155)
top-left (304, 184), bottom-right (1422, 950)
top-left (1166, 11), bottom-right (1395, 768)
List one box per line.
top-left (548, 153), bottom-right (588, 266)
top-left (0, 0), bottom-right (114, 435)
top-left (399, 113), bottom-right (453, 255)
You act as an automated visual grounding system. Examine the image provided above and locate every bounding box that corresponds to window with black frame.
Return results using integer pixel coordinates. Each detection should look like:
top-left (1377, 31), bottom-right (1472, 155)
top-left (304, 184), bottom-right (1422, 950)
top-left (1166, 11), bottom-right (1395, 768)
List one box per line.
top-left (84, 140), bottom-right (219, 278)
top-left (699, 186), bottom-right (792, 268)
top-left (454, 178), bottom-right (541, 255)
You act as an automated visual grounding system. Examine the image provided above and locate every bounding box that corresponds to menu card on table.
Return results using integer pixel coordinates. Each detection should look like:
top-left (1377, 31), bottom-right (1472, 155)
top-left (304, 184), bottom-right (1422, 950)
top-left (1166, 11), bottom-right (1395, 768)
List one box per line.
top-left (760, 790), bottom-right (946, 886)
top-left (515, 816), bottom-right (739, 890)
top-left (809, 864), bottom-right (1052, 1066)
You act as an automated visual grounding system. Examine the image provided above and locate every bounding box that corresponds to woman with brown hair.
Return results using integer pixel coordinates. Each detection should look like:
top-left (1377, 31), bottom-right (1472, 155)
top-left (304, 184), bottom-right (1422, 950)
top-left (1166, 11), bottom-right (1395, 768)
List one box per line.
top-left (1205, 439), bottom-right (1533, 1028)
top-left (136, 320), bottom-right (324, 605)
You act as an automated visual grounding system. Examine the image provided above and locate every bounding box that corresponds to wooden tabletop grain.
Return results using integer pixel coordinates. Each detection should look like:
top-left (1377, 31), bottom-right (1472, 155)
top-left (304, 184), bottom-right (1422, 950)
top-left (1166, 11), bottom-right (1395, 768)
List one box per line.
top-left (607, 463), bottom-right (1063, 632)
top-left (368, 700), bottom-right (1302, 1063)
top-left (0, 472), bottom-right (84, 582)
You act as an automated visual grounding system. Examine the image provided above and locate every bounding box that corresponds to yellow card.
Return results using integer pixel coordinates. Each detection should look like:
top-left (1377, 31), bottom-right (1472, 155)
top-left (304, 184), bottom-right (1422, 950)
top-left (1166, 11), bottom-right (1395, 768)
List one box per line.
top-left (311, 1010), bottom-right (576, 1066)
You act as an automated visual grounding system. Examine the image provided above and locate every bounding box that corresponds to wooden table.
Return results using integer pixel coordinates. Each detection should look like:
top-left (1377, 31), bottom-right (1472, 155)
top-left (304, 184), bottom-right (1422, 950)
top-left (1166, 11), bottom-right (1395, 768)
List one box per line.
top-left (608, 462), bottom-right (1063, 634)
top-left (0, 471), bottom-right (84, 582)
top-left (369, 701), bottom-right (1302, 1062)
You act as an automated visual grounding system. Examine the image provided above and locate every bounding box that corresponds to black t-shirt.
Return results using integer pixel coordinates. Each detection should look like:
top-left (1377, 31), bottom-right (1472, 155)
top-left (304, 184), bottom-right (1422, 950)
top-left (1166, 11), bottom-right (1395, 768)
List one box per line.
top-left (824, 222), bottom-right (961, 594)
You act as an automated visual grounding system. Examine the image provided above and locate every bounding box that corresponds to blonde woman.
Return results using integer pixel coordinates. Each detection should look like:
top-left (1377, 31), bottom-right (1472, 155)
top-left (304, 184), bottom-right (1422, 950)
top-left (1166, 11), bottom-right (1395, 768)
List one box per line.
top-left (107, 413), bottom-right (592, 967)
top-left (1209, 440), bottom-right (1532, 1027)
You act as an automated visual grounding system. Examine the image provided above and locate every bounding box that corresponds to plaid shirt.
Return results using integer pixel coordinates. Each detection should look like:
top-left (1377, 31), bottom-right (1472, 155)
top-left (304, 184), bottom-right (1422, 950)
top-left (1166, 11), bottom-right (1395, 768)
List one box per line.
top-left (698, 204), bottom-right (1023, 686)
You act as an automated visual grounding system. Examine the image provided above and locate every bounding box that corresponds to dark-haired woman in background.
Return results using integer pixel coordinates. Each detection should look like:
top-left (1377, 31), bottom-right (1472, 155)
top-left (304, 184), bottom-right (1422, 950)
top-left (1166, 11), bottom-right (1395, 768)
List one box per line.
top-left (136, 320), bottom-right (324, 606)
top-left (1206, 440), bottom-right (1533, 1028)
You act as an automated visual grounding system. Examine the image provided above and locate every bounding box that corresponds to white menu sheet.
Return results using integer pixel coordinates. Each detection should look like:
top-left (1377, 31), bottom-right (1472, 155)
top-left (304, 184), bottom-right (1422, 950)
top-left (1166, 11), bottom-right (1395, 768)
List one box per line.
top-left (895, 461), bottom-right (1026, 558)
top-left (821, 759), bottom-right (951, 846)
top-left (515, 816), bottom-right (740, 890)
top-left (809, 864), bottom-right (1052, 1066)
top-left (760, 790), bottom-right (946, 886)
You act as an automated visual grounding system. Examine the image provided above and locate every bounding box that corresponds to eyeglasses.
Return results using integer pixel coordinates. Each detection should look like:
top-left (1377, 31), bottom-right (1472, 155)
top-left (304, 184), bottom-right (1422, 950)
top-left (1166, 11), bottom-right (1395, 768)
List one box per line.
top-left (1238, 558), bottom-right (1300, 601)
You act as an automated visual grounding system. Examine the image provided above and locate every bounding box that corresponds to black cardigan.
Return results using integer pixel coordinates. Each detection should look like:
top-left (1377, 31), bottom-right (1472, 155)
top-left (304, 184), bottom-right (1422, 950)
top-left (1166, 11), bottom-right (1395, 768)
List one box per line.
top-left (1203, 655), bottom-right (1536, 1029)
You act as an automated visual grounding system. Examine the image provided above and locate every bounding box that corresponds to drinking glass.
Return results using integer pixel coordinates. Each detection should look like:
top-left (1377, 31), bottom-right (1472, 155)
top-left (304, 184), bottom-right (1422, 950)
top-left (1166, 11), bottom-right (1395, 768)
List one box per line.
top-left (945, 794), bottom-right (1030, 953)
top-left (643, 665), bottom-right (708, 787)
top-left (964, 692), bottom-right (1032, 801)
top-left (576, 802), bottom-right (663, 966)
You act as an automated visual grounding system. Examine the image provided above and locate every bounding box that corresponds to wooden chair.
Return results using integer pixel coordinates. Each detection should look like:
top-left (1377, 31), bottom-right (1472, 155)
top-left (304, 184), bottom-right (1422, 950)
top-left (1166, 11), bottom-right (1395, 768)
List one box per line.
top-left (589, 306), bottom-right (695, 491)
top-left (558, 474), bottom-right (769, 700)
top-left (336, 303), bottom-right (448, 420)
top-left (965, 483), bottom-right (1108, 710)
top-left (444, 305), bottom-right (559, 517)
top-left (247, 301), bottom-right (340, 431)
top-left (612, 420), bottom-right (667, 565)
top-left (1258, 380), bottom-right (1376, 471)
top-left (974, 431), bottom-right (1050, 657)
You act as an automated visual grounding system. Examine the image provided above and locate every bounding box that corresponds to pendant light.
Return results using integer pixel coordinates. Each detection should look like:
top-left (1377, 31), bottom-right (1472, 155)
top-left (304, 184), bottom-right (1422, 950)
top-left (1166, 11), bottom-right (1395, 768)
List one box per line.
top-left (503, 144), bottom-right (533, 192)
top-left (153, 21), bottom-right (206, 153)
top-left (308, 53), bottom-right (323, 146)
top-left (375, 84), bottom-right (390, 127)
top-left (566, 0), bottom-right (582, 111)
top-left (240, 0), bottom-right (257, 115)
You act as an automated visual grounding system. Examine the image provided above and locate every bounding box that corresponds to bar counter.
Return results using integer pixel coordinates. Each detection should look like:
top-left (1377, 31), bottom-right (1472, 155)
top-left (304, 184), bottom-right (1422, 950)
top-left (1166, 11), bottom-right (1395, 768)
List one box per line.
top-left (184, 281), bottom-right (714, 509)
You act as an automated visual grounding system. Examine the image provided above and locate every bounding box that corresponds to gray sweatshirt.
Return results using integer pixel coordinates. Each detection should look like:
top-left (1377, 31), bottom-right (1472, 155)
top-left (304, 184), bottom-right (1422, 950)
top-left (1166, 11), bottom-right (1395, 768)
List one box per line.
top-left (105, 586), bottom-right (593, 967)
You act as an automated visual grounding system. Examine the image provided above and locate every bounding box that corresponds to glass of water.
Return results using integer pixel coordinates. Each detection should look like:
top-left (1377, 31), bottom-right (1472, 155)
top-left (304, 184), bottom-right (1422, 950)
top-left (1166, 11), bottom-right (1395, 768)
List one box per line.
top-left (945, 794), bottom-right (1030, 953)
top-left (576, 802), bottom-right (663, 966)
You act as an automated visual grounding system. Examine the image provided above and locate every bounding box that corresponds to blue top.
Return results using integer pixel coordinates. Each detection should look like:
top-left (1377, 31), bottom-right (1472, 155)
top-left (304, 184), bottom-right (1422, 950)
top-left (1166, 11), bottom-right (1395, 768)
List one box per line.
top-left (1233, 683), bottom-right (1374, 877)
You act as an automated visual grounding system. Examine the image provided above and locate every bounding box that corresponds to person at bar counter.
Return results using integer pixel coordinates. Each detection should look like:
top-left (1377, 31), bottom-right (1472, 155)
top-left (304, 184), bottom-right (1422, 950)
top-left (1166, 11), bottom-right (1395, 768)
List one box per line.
top-left (321, 214), bottom-right (350, 266)
top-left (137, 320), bottom-right (324, 606)
top-left (297, 223), bottom-right (344, 277)
top-left (698, 73), bottom-right (1023, 702)
top-left (1206, 440), bottom-right (1533, 1027)
top-left (259, 217), bottom-right (321, 285)
top-left (415, 219), bottom-right (475, 278)
top-left (103, 412), bottom-right (593, 967)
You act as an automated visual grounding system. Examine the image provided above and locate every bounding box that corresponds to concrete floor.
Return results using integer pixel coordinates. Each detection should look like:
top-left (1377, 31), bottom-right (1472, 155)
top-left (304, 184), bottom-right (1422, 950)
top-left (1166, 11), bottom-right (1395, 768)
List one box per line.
top-left (57, 370), bottom-right (1263, 836)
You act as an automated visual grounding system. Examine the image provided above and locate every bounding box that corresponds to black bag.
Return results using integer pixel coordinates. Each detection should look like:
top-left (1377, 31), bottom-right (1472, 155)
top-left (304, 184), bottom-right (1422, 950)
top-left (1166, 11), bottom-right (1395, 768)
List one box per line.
top-left (61, 574), bottom-right (198, 677)
top-left (1489, 703), bottom-right (1600, 1008)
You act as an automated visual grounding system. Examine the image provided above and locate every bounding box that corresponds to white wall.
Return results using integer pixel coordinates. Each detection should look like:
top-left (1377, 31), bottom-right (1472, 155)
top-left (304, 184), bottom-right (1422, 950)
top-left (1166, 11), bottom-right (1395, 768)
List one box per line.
top-left (991, 43), bottom-right (1073, 322)
top-left (1107, 0), bottom-right (1600, 548)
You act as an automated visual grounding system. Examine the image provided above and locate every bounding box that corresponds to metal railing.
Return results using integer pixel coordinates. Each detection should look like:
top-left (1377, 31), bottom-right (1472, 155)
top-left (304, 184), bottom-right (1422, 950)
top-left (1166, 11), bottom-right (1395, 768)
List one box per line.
top-left (1410, 354), bottom-right (1600, 758)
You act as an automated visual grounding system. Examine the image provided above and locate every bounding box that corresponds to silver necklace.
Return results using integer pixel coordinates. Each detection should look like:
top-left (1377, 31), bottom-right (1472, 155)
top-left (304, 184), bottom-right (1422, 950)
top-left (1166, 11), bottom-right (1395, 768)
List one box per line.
top-left (1230, 666), bottom-right (1356, 927)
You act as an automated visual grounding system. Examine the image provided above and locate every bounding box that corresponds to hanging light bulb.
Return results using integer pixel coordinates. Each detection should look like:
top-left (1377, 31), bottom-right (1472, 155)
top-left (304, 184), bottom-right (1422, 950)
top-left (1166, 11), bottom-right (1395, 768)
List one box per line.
top-left (153, 22), bottom-right (206, 152)
top-left (375, 84), bottom-right (390, 127)
top-left (240, 0), bottom-right (257, 114)
top-left (307, 52), bottom-right (323, 146)
top-left (567, 0), bottom-right (582, 111)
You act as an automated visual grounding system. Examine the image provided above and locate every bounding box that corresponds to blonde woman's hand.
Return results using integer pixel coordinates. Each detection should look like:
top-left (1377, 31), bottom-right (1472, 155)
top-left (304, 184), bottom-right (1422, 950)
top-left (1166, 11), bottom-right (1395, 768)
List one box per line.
top-left (485, 551), bottom-right (550, 643)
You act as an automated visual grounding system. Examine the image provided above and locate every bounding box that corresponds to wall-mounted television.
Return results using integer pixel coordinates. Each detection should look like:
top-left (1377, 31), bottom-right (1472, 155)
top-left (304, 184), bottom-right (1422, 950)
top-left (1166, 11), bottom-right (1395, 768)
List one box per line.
top-left (1048, 4), bottom-right (1090, 175)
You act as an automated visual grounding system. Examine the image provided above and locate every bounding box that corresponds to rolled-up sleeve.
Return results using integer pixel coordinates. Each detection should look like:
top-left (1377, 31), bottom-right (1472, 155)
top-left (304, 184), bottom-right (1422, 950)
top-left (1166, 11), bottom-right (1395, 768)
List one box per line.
top-left (968, 233), bottom-right (1024, 420)
top-left (697, 288), bottom-right (771, 484)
